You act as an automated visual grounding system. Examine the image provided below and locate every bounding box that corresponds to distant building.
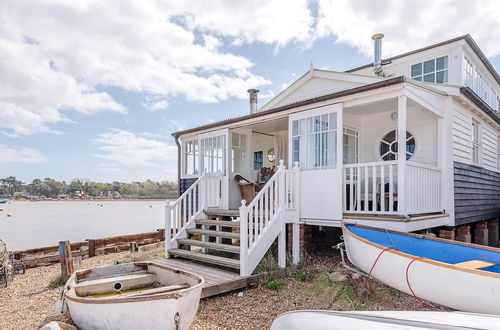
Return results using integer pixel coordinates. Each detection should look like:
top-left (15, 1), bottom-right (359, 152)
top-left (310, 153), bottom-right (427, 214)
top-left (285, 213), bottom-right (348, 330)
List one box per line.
top-left (73, 190), bottom-right (87, 199)
top-left (100, 190), bottom-right (121, 199)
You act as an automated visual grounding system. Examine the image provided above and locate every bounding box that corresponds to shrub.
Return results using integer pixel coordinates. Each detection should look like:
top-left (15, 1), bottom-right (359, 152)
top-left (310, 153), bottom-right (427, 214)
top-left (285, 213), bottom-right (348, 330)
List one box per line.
top-left (266, 279), bottom-right (285, 290)
top-left (49, 275), bottom-right (64, 289)
top-left (292, 271), bottom-right (314, 282)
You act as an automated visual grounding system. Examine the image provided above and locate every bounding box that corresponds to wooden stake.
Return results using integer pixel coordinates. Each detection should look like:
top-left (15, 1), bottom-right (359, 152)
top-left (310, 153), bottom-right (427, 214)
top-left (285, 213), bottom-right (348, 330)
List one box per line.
top-left (59, 241), bottom-right (74, 282)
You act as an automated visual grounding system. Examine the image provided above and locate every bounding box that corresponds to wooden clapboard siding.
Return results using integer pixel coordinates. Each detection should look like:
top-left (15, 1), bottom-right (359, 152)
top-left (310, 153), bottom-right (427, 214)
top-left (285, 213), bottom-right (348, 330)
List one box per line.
top-left (454, 162), bottom-right (500, 225)
top-left (452, 104), bottom-right (472, 164)
top-left (482, 124), bottom-right (498, 172)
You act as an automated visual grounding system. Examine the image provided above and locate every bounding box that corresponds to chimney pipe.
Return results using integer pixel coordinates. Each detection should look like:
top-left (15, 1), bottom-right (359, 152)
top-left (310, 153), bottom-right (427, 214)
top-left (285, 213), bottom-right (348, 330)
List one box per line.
top-left (247, 88), bottom-right (259, 113)
top-left (372, 33), bottom-right (384, 76)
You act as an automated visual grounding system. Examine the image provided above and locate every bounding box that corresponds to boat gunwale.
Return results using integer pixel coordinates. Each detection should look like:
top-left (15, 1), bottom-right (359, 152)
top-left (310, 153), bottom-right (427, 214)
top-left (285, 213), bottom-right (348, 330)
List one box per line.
top-left (64, 261), bottom-right (205, 304)
top-left (342, 222), bottom-right (500, 279)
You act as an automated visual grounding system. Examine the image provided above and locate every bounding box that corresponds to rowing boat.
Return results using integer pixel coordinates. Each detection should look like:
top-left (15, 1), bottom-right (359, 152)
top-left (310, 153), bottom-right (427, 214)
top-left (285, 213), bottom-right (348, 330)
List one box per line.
top-left (63, 261), bottom-right (204, 329)
top-left (270, 310), bottom-right (500, 329)
top-left (342, 223), bottom-right (500, 314)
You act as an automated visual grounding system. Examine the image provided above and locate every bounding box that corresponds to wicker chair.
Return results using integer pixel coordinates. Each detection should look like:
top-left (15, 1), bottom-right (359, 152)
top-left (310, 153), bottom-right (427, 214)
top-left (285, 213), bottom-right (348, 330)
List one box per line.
top-left (235, 175), bottom-right (261, 204)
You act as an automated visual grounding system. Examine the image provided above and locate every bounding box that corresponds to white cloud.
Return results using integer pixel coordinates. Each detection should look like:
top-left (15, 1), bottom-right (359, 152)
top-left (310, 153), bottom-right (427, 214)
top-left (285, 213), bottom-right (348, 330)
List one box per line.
top-left (93, 129), bottom-right (177, 181)
top-left (0, 144), bottom-right (48, 163)
top-left (316, 0), bottom-right (500, 58)
top-left (2, 1), bottom-right (288, 136)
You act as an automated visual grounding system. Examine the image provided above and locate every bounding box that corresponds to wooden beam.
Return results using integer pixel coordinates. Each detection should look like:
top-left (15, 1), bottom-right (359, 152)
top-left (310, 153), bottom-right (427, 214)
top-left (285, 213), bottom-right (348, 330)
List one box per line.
top-left (59, 240), bottom-right (74, 282)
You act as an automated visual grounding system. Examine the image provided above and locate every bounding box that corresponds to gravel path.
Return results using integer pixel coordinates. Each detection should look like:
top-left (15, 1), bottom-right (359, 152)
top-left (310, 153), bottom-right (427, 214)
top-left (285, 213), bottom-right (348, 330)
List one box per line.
top-left (0, 251), bottom-right (444, 329)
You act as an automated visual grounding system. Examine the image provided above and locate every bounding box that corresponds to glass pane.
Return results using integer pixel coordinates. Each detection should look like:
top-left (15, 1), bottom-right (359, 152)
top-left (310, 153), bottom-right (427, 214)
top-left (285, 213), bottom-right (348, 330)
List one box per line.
top-left (436, 71), bottom-right (445, 83)
top-left (321, 114), bottom-right (329, 131)
top-left (329, 113), bottom-right (337, 129)
top-left (423, 73), bottom-right (435, 82)
top-left (411, 63), bottom-right (422, 77)
top-left (423, 59), bottom-right (435, 74)
top-left (299, 135), bottom-right (307, 169)
top-left (327, 132), bottom-right (337, 168)
top-left (299, 119), bottom-right (306, 134)
top-left (232, 133), bottom-right (239, 147)
top-left (413, 76), bottom-right (422, 82)
top-left (436, 56), bottom-right (447, 70)
top-left (313, 116), bottom-right (320, 133)
top-left (292, 120), bottom-right (299, 136)
top-left (292, 137), bottom-right (300, 164)
top-left (343, 134), bottom-right (357, 164)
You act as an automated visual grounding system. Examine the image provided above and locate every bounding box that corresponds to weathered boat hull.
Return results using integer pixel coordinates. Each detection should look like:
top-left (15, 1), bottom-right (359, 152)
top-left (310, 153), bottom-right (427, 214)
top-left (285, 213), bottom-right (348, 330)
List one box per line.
top-left (342, 223), bottom-right (500, 314)
top-left (271, 310), bottom-right (500, 329)
top-left (64, 262), bottom-right (204, 330)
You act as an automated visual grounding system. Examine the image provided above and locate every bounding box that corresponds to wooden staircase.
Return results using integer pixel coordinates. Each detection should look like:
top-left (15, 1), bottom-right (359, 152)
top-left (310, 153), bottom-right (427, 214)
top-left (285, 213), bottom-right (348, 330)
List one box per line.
top-left (168, 209), bottom-right (241, 271)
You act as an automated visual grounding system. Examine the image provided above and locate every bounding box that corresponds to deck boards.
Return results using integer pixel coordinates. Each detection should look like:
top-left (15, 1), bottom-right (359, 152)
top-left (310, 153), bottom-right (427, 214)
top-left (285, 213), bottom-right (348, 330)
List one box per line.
top-left (152, 258), bottom-right (255, 298)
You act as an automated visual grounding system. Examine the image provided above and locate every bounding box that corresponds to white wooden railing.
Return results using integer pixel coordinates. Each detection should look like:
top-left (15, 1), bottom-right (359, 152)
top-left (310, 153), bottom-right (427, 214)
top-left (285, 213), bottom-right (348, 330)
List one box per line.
top-left (343, 161), bottom-right (442, 216)
top-left (406, 162), bottom-right (442, 214)
top-left (343, 161), bottom-right (399, 214)
top-left (164, 173), bottom-right (223, 253)
top-left (239, 161), bottom-right (299, 276)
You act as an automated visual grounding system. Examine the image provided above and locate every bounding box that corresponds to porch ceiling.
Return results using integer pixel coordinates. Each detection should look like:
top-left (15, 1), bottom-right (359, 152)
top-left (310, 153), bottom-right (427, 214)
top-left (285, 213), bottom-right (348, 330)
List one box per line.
top-left (246, 117), bottom-right (288, 133)
top-left (344, 95), bottom-right (439, 117)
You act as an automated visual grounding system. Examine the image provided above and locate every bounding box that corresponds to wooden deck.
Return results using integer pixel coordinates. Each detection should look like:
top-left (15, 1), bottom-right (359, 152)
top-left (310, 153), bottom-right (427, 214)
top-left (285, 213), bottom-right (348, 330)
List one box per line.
top-left (153, 258), bottom-right (259, 298)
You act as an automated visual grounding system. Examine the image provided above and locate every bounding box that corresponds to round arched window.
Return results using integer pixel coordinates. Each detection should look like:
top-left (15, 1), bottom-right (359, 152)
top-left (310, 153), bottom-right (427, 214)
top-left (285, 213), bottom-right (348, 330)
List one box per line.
top-left (379, 130), bottom-right (416, 161)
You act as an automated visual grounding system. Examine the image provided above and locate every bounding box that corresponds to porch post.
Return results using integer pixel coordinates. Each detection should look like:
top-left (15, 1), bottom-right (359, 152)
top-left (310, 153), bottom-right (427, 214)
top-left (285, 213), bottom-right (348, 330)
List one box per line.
top-left (336, 103), bottom-right (344, 219)
top-left (397, 95), bottom-right (407, 214)
top-left (164, 202), bottom-right (172, 258)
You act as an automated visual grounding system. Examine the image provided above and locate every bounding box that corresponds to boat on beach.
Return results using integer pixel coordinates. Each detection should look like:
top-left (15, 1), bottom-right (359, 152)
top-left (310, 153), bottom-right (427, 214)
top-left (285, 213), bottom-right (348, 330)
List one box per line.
top-left (63, 261), bottom-right (204, 330)
top-left (270, 310), bottom-right (500, 329)
top-left (342, 223), bottom-right (500, 314)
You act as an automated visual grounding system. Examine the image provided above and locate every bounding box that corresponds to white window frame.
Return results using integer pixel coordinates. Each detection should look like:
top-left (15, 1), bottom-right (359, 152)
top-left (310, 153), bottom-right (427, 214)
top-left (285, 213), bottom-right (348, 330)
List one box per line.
top-left (343, 126), bottom-right (359, 164)
top-left (182, 139), bottom-right (199, 178)
top-left (290, 107), bottom-right (339, 171)
top-left (199, 130), bottom-right (228, 176)
top-left (411, 55), bottom-right (448, 84)
top-left (471, 118), bottom-right (481, 166)
top-left (464, 57), bottom-right (473, 88)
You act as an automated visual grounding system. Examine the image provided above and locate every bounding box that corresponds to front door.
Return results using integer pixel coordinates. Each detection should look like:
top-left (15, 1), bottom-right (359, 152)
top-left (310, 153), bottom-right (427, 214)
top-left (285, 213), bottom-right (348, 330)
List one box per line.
top-left (198, 128), bottom-right (229, 209)
top-left (229, 128), bottom-right (252, 208)
top-left (289, 103), bottom-right (343, 220)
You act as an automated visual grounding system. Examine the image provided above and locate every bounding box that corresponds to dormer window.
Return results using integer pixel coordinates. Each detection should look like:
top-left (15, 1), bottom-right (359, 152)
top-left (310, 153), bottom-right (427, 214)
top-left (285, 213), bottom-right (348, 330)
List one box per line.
top-left (411, 56), bottom-right (448, 83)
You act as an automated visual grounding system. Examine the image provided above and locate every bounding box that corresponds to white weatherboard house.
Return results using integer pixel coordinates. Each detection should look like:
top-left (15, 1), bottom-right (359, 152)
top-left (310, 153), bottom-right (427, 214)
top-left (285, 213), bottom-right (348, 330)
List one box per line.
top-left (166, 34), bottom-right (500, 277)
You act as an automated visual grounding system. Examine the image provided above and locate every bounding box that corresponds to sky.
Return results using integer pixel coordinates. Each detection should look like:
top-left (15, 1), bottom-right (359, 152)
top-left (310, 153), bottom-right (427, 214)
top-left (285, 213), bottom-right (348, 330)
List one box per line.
top-left (1, 0), bottom-right (499, 184)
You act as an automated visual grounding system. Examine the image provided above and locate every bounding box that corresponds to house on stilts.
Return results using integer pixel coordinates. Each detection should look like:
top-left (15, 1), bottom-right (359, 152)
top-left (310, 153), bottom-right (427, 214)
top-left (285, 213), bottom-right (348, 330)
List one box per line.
top-left (165, 34), bottom-right (500, 277)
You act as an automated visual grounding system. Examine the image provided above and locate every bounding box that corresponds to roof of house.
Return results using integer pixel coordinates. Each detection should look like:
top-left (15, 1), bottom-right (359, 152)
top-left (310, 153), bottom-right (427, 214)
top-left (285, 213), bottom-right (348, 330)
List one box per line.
top-left (346, 34), bottom-right (500, 86)
top-left (172, 76), bottom-right (404, 137)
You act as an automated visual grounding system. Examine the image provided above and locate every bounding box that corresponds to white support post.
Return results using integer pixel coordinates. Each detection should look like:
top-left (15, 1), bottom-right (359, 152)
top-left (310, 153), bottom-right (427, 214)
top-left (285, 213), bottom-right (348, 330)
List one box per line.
top-left (278, 160), bottom-right (286, 209)
top-left (293, 161), bottom-right (301, 215)
top-left (239, 200), bottom-right (249, 277)
top-left (292, 222), bottom-right (300, 264)
top-left (278, 222), bottom-right (286, 268)
top-left (164, 202), bottom-right (172, 258)
top-left (397, 95), bottom-right (407, 214)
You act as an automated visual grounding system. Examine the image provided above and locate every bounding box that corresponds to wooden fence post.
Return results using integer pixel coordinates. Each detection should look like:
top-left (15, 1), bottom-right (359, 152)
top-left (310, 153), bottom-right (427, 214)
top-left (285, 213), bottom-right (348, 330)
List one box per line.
top-left (87, 239), bottom-right (96, 257)
top-left (129, 242), bottom-right (138, 253)
top-left (59, 241), bottom-right (73, 282)
top-left (158, 228), bottom-right (165, 241)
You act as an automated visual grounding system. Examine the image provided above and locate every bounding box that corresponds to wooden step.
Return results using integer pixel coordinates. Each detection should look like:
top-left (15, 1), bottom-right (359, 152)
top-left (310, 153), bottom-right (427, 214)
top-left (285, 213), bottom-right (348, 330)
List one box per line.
top-left (195, 219), bottom-right (240, 228)
top-left (177, 239), bottom-right (240, 254)
top-left (204, 209), bottom-right (240, 217)
top-left (187, 228), bottom-right (240, 239)
top-left (169, 249), bottom-right (240, 269)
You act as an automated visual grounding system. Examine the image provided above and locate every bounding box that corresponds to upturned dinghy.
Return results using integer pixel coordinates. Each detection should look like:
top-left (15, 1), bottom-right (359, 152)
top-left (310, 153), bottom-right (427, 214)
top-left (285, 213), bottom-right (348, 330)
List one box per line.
top-left (342, 223), bottom-right (500, 314)
top-left (63, 262), bottom-right (204, 330)
top-left (270, 310), bottom-right (500, 329)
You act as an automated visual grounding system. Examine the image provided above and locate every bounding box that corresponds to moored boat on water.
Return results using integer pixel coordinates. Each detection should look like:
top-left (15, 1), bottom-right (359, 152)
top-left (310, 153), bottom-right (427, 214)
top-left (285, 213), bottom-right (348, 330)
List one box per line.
top-left (342, 223), bottom-right (500, 314)
top-left (270, 310), bottom-right (500, 329)
top-left (63, 261), bottom-right (204, 330)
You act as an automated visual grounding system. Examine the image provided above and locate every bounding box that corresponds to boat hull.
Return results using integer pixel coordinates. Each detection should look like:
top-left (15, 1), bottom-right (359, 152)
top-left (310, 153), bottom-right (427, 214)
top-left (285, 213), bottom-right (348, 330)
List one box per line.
top-left (271, 310), bottom-right (500, 330)
top-left (342, 224), bottom-right (500, 314)
top-left (64, 262), bottom-right (204, 330)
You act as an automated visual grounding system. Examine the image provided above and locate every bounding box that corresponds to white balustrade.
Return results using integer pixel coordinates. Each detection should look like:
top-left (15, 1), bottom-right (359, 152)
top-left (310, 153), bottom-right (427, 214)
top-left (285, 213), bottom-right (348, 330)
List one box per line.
top-left (405, 162), bottom-right (442, 214)
top-left (342, 161), bottom-right (442, 215)
top-left (165, 173), bottom-right (223, 254)
top-left (343, 161), bottom-right (398, 214)
top-left (239, 160), bottom-right (298, 276)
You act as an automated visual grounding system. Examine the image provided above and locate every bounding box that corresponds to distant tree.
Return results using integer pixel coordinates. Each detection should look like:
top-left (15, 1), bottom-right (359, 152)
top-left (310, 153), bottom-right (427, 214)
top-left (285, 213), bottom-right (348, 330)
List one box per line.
top-left (0, 176), bottom-right (24, 195)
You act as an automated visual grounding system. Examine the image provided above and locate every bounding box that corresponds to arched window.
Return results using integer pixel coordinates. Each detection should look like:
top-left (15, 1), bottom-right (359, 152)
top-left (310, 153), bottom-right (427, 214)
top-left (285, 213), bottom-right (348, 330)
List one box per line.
top-left (379, 130), bottom-right (415, 161)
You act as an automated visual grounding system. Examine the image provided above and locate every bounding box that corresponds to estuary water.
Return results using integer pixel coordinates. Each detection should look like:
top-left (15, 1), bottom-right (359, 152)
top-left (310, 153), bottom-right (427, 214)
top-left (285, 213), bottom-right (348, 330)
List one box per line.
top-left (0, 200), bottom-right (167, 250)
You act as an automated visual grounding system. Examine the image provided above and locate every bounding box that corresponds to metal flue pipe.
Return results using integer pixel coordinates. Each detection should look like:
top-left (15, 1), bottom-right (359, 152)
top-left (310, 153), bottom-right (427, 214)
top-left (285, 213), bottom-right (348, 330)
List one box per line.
top-left (372, 33), bottom-right (384, 75)
top-left (247, 88), bottom-right (259, 113)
